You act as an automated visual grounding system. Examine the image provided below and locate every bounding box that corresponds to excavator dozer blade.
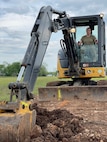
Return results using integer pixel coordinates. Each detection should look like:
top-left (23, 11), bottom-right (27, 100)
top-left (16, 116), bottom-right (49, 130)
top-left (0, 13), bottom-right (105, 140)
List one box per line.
top-left (38, 85), bottom-right (107, 102)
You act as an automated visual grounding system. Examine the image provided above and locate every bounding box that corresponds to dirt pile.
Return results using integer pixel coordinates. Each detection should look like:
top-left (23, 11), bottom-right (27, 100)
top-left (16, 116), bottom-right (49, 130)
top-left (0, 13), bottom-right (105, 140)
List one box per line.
top-left (31, 106), bottom-right (83, 142)
top-left (30, 104), bottom-right (107, 142)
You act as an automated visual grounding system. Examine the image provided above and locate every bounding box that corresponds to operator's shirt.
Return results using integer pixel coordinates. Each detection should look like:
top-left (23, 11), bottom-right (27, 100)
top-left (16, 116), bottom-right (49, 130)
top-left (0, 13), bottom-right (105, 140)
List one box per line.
top-left (81, 35), bottom-right (96, 45)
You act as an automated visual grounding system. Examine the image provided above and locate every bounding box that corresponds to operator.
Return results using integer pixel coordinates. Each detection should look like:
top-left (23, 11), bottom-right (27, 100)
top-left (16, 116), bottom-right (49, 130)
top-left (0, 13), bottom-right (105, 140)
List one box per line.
top-left (78, 27), bottom-right (98, 62)
top-left (79, 27), bottom-right (97, 45)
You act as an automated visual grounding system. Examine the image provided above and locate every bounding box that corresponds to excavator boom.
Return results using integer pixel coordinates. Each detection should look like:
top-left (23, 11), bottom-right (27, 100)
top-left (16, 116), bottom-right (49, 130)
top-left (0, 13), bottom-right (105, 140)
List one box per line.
top-left (8, 6), bottom-right (67, 101)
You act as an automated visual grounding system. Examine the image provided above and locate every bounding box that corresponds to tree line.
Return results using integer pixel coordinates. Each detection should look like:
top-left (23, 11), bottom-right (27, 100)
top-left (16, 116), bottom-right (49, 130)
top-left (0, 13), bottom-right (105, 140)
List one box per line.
top-left (0, 62), bottom-right (56, 76)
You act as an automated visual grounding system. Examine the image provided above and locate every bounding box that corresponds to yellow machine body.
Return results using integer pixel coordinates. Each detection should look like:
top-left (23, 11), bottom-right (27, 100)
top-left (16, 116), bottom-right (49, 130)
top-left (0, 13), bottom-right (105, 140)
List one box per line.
top-left (57, 58), bottom-right (106, 79)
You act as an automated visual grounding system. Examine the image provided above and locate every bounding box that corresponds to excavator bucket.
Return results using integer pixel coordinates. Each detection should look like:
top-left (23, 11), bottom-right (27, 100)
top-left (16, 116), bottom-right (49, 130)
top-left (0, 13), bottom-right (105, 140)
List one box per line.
top-left (0, 101), bottom-right (36, 142)
top-left (38, 85), bottom-right (107, 102)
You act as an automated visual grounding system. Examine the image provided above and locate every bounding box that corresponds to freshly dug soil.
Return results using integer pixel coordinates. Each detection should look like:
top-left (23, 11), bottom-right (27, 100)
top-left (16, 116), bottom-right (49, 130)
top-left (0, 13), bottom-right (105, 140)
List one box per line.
top-left (31, 105), bottom-right (83, 142)
top-left (30, 102), bottom-right (107, 142)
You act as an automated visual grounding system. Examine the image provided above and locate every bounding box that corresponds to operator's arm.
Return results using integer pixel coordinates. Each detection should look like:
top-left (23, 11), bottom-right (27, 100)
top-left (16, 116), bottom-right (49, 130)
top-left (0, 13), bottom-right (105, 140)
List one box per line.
top-left (92, 35), bottom-right (98, 44)
top-left (78, 36), bottom-right (85, 46)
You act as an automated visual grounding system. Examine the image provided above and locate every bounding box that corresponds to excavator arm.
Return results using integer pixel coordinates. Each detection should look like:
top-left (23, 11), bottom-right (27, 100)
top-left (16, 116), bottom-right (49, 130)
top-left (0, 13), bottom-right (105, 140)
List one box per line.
top-left (8, 6), bottom-right (70, 101)
top-left (8, 6), bottom-right (79, 101)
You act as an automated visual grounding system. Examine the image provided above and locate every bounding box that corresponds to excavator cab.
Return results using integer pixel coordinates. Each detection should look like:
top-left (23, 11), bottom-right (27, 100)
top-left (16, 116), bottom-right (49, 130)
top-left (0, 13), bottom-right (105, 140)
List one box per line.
top-left (57, 14), bottom-right (106, 80)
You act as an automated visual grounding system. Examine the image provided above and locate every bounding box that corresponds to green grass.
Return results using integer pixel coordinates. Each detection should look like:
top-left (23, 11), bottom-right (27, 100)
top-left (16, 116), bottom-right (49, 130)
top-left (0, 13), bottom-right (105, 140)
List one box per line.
top-left (0, 76), bottom-right (59, 101)
top-left (0, 76), bottom-right (107, 101)
top-left (91, 76), bottom-right (107, 81)
top-left (34, 76), bottom-right (60, 94)
top-left (0, 77), bottom-right (17, 101)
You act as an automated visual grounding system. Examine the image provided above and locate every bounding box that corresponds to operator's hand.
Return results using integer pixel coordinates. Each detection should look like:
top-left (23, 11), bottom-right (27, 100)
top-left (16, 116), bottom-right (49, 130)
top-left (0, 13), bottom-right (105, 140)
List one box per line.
top-left (95, 39), bottom-right (98, 44)
top-left (78, 41), bottom-right (82, 46)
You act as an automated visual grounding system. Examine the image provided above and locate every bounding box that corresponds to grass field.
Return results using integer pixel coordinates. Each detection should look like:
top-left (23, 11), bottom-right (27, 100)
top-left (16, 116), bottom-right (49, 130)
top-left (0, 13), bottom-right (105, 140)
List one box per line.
top-left (0, 76), bottom-right (107, 101)
top-left (0, 76), bottom-right (60, 101)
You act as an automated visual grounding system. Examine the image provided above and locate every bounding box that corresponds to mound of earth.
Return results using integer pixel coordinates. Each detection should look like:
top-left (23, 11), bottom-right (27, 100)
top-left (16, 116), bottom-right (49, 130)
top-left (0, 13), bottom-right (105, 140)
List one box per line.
top-left (29, 104), bottom-right (107, 142)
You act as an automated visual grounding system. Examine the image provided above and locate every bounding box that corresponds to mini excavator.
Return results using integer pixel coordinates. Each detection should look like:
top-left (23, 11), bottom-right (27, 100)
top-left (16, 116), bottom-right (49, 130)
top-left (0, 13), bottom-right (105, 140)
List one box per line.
top-left (0, 6), bottom-right (106, 141)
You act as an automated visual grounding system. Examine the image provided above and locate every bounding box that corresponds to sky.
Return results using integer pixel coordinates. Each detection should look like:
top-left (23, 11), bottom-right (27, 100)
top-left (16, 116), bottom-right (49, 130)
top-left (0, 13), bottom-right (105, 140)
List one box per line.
top-left (0, 0), bottom-right (107, 71)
